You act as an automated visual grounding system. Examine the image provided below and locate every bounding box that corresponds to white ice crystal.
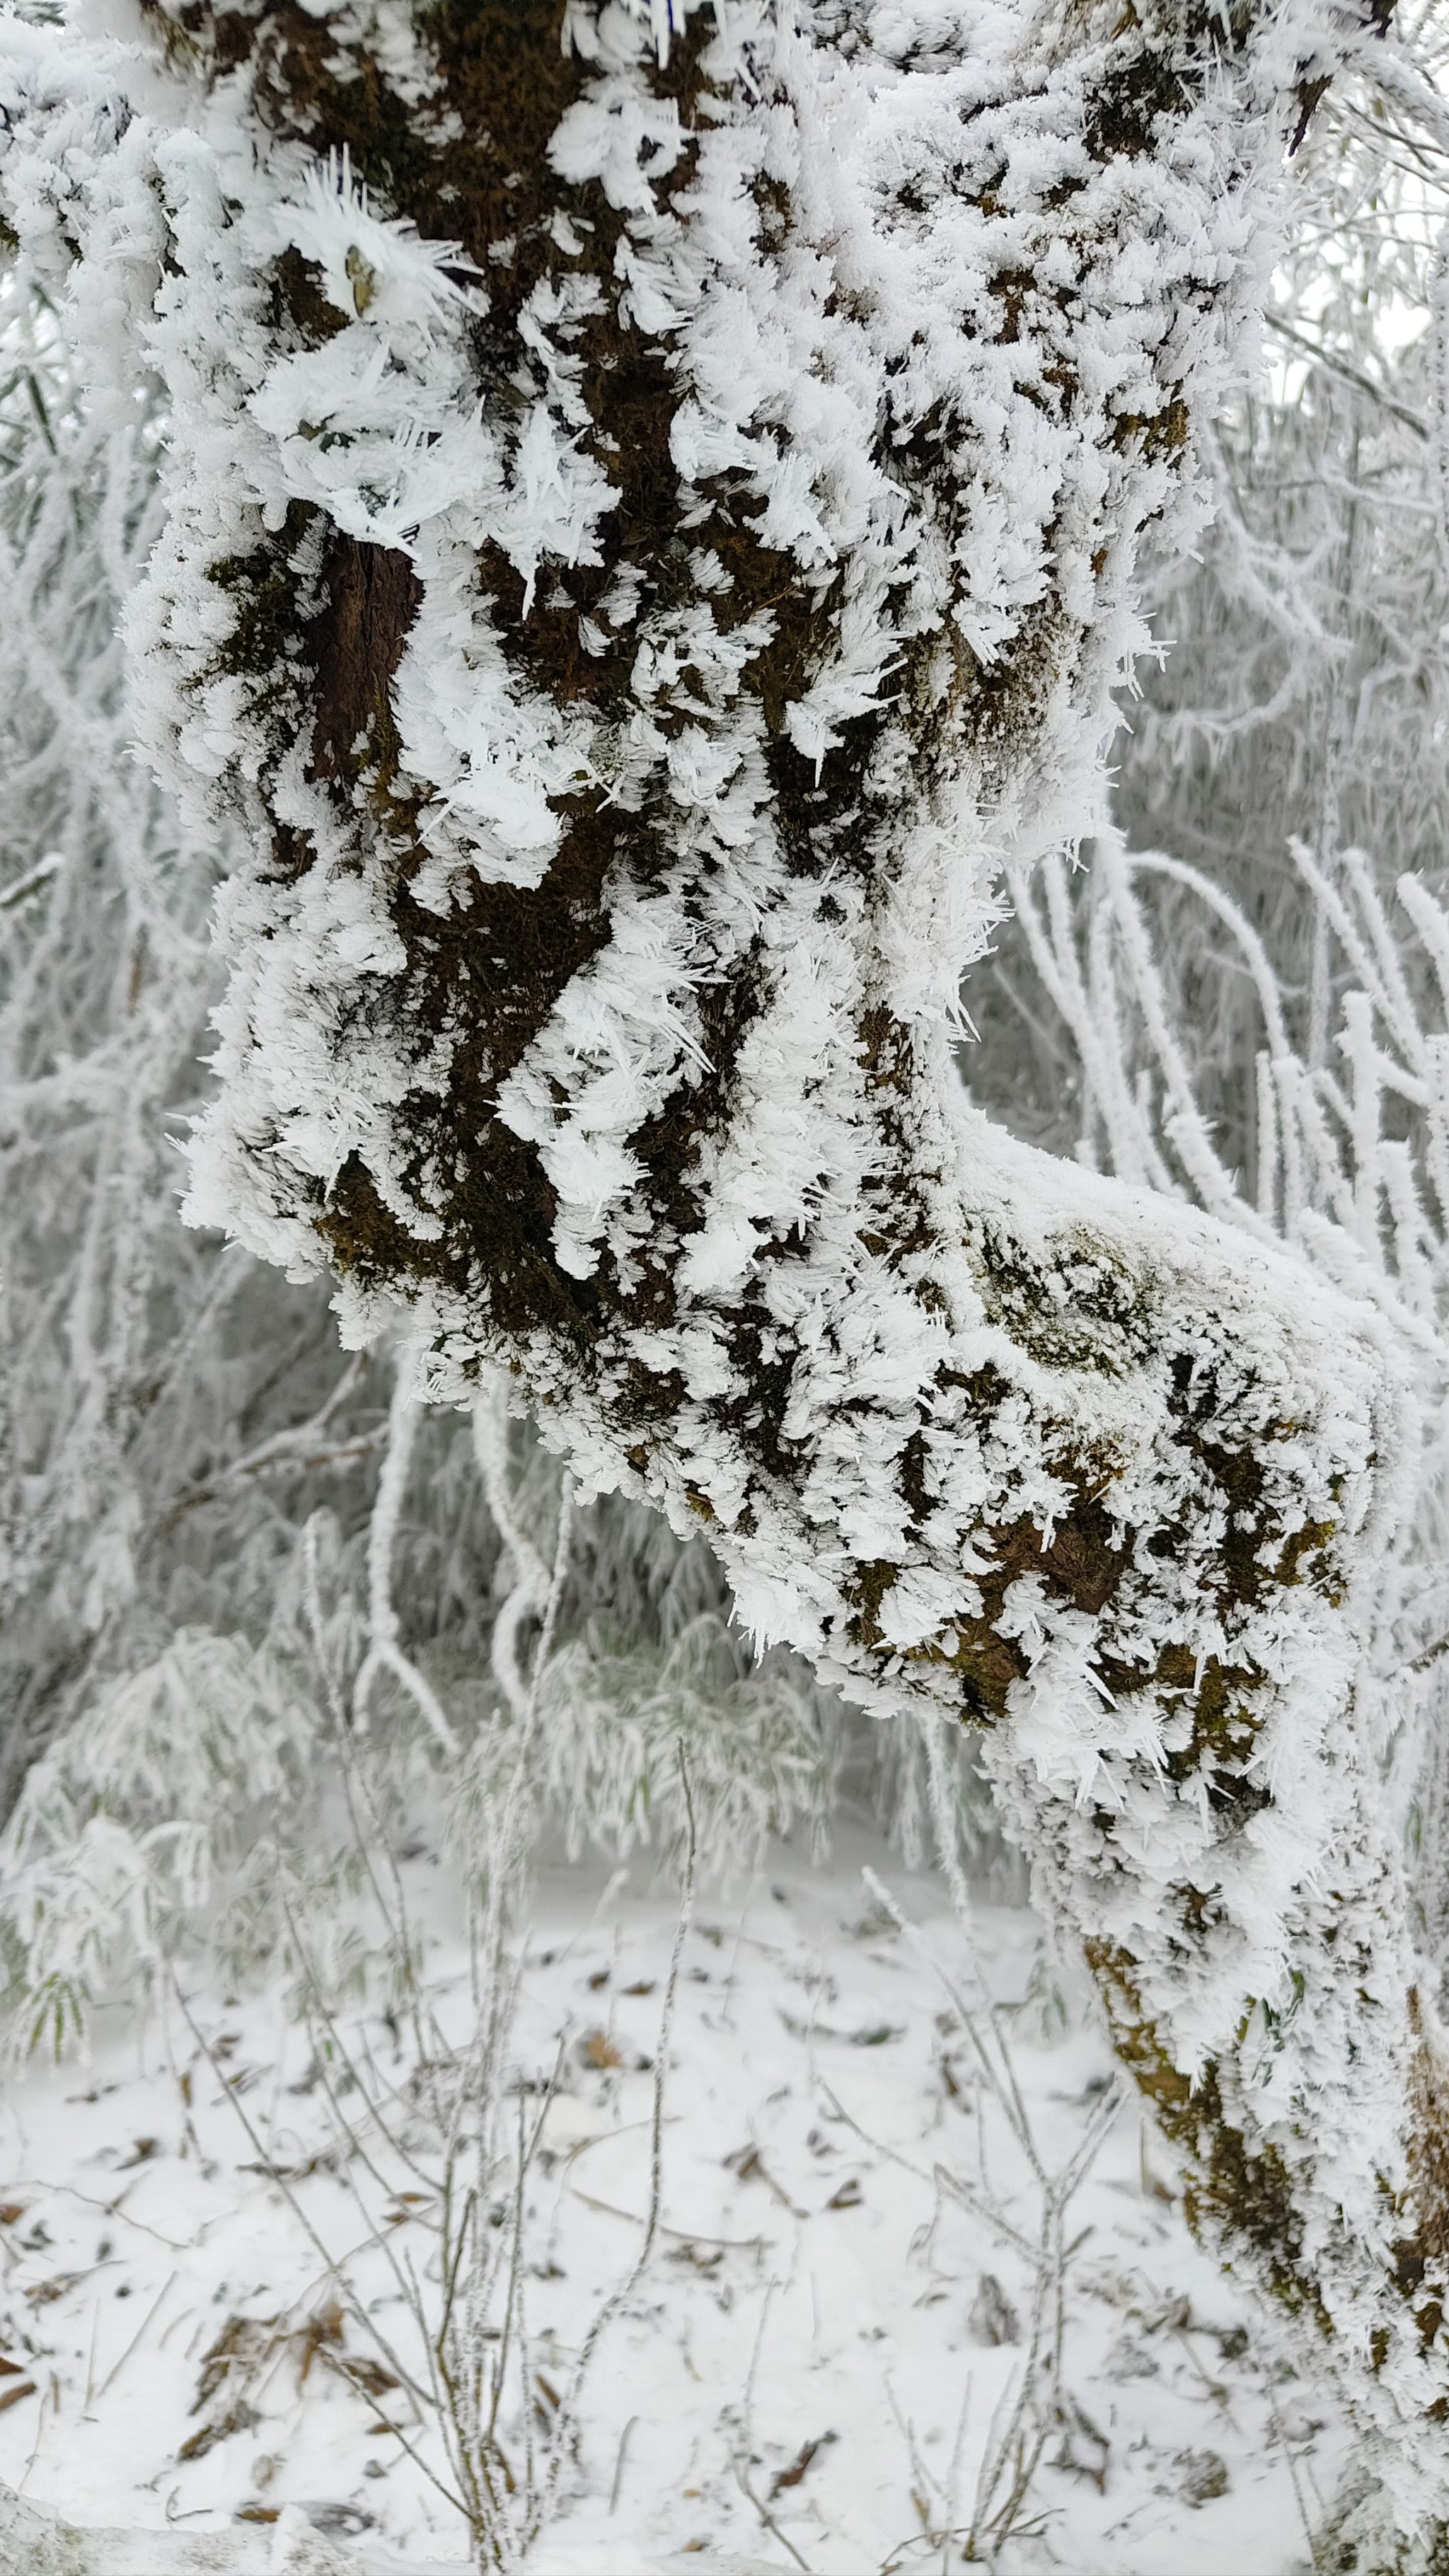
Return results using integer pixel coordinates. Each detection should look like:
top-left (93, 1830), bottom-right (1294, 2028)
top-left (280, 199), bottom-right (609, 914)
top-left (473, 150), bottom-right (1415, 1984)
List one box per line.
top-left (4, 0), bottom-right (1444, 2525)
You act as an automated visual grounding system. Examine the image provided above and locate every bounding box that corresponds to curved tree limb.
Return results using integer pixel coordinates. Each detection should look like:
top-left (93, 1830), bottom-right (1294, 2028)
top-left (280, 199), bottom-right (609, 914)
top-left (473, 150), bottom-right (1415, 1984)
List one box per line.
top-left (1, 0), bottom-right (1445, 2530)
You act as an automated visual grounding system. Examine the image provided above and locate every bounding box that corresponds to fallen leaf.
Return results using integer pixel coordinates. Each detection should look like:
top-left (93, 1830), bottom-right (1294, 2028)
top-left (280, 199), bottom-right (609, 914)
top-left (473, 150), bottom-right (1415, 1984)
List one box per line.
top-left (667, 2243), bottom-right (723, 2274)
top-left (1174, 2447), bottom-right (1230, 2508)
top-left (178, 2401), bottom-right (262, 2462)
top-left (337, 2355), bottom-right (400, 2401)
top-left (580, 2029), bottom-right (622, 2070)
top-left (770, 2431), bottom-right (836, 2497)
top-left (295, 2301), bottom-right (345, 2384)
top-left (0, 2207), bottom-right (25, 2229)
top-left (969, 2272), bottom-right (1020, 2346)
top-left (778, 2010), bottom-right (901, 2046)
top-left (1054, 2393), bottom-right (1110, 2491)
top-left (0, 2382), bottom-right (35, 2416)
top-left (191, 2314), bottom-right (281, 2413)
top-left (238, 2151), bottom-right (339, 2183)
top-left (826, 2178), bottom-right (862, 2210)
top-left (1143, 2292), bottom-right (1191, 2335)
top-left (235, 2505), bottom-right (281, 2525)
top-left (724, 2144), bottom-right (804, 2215)
top-left (178, 2401), bottom-right (261, 2462)
top-left (25, 2274), bottom-right (82, 2306)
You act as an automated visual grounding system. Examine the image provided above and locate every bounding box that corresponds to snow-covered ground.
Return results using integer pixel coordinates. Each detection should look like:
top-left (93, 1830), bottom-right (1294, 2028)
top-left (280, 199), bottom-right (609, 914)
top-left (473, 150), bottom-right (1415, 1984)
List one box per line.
top-left (0, 1825), bottom-right (1339, 2572)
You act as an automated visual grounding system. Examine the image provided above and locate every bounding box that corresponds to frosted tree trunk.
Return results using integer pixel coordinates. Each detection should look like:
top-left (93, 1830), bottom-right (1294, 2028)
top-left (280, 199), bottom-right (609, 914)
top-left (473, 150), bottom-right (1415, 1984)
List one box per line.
top-left (4, 0), bottom-right (1446, 2536)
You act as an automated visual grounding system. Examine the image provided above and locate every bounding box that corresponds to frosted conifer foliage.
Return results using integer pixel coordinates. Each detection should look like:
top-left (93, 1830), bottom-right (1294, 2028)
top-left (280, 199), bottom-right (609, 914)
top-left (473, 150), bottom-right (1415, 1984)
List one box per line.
top-left (6, 0), bottom-right (1449, 2528)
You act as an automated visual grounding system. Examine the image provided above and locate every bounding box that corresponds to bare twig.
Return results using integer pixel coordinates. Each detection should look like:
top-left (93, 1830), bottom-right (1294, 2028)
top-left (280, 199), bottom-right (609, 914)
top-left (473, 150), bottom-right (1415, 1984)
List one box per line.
top-left (91, 2268), bottom-right (176, 2403)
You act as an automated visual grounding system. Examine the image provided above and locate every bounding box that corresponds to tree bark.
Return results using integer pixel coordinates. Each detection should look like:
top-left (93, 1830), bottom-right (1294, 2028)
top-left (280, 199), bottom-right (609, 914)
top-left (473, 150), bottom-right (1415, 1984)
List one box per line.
top-left (3, 0), bottom-right (1445, 2531)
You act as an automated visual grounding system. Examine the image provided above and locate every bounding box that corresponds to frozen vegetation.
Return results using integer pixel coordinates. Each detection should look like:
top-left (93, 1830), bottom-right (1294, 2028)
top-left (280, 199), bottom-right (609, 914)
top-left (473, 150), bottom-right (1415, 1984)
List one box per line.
top-left (2, 0), bottom-right (1449, 2566)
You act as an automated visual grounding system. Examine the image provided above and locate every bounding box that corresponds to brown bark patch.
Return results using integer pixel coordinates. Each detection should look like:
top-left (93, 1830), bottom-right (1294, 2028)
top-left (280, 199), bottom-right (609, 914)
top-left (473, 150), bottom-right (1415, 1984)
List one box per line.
top-left (1085, 1936), bottom-right (1331, 2331)
top-left (306, 537), bottom-right (421, 785)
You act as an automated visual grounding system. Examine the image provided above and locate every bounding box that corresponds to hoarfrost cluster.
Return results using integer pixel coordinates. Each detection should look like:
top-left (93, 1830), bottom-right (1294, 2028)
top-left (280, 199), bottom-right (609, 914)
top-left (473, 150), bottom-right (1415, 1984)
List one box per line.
top-left (4, 0), bottom-right (1449, 2557)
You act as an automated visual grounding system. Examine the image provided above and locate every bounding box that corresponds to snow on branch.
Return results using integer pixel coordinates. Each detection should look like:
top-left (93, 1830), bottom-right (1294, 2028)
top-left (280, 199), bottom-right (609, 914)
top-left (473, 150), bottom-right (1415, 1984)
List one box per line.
top-left (5, 0), bottom-right (1448, 2531)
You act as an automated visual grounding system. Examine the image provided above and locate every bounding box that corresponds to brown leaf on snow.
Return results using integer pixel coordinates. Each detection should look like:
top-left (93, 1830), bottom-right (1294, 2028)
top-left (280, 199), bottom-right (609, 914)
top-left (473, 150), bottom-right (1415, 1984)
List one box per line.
top-left (1174, 2447), bottom-right (1230, 2507)
top-left (294, 2301), bottom-right (345, 2383)
top-left (778, 2011), bottom-right (902, 2046)
top-left (0, 2381), bottom-right (35, 2416)
top-left (0, 2206), bottom-right (25, 2229)
top-left (769, 2431), bottom-right (836, 2497)
top-left (1053, 2393), bottom-right (1110, 2492)
top-left (237, 2150), bottom-right (340, 2183)
top-left (190, 2314), bottom-right (281, 2414)
top-left (724, 2145), bottom-right (805, 2216)
top-left (667, 2243), bottom-right (723, 2274)
top-left (579, 2029), bottom-right (622, 2069)
top-left (25, 2273), bottom-right (82, 2306)
top-left (826, 2178), bottom-right (862, 2210)
top-left (178, 2399), bottom-right (262, 2461)
top-left (336, 2354), bottom-right (400, 2401)
top-left (185, 2305), bottom-right (378, 2459)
